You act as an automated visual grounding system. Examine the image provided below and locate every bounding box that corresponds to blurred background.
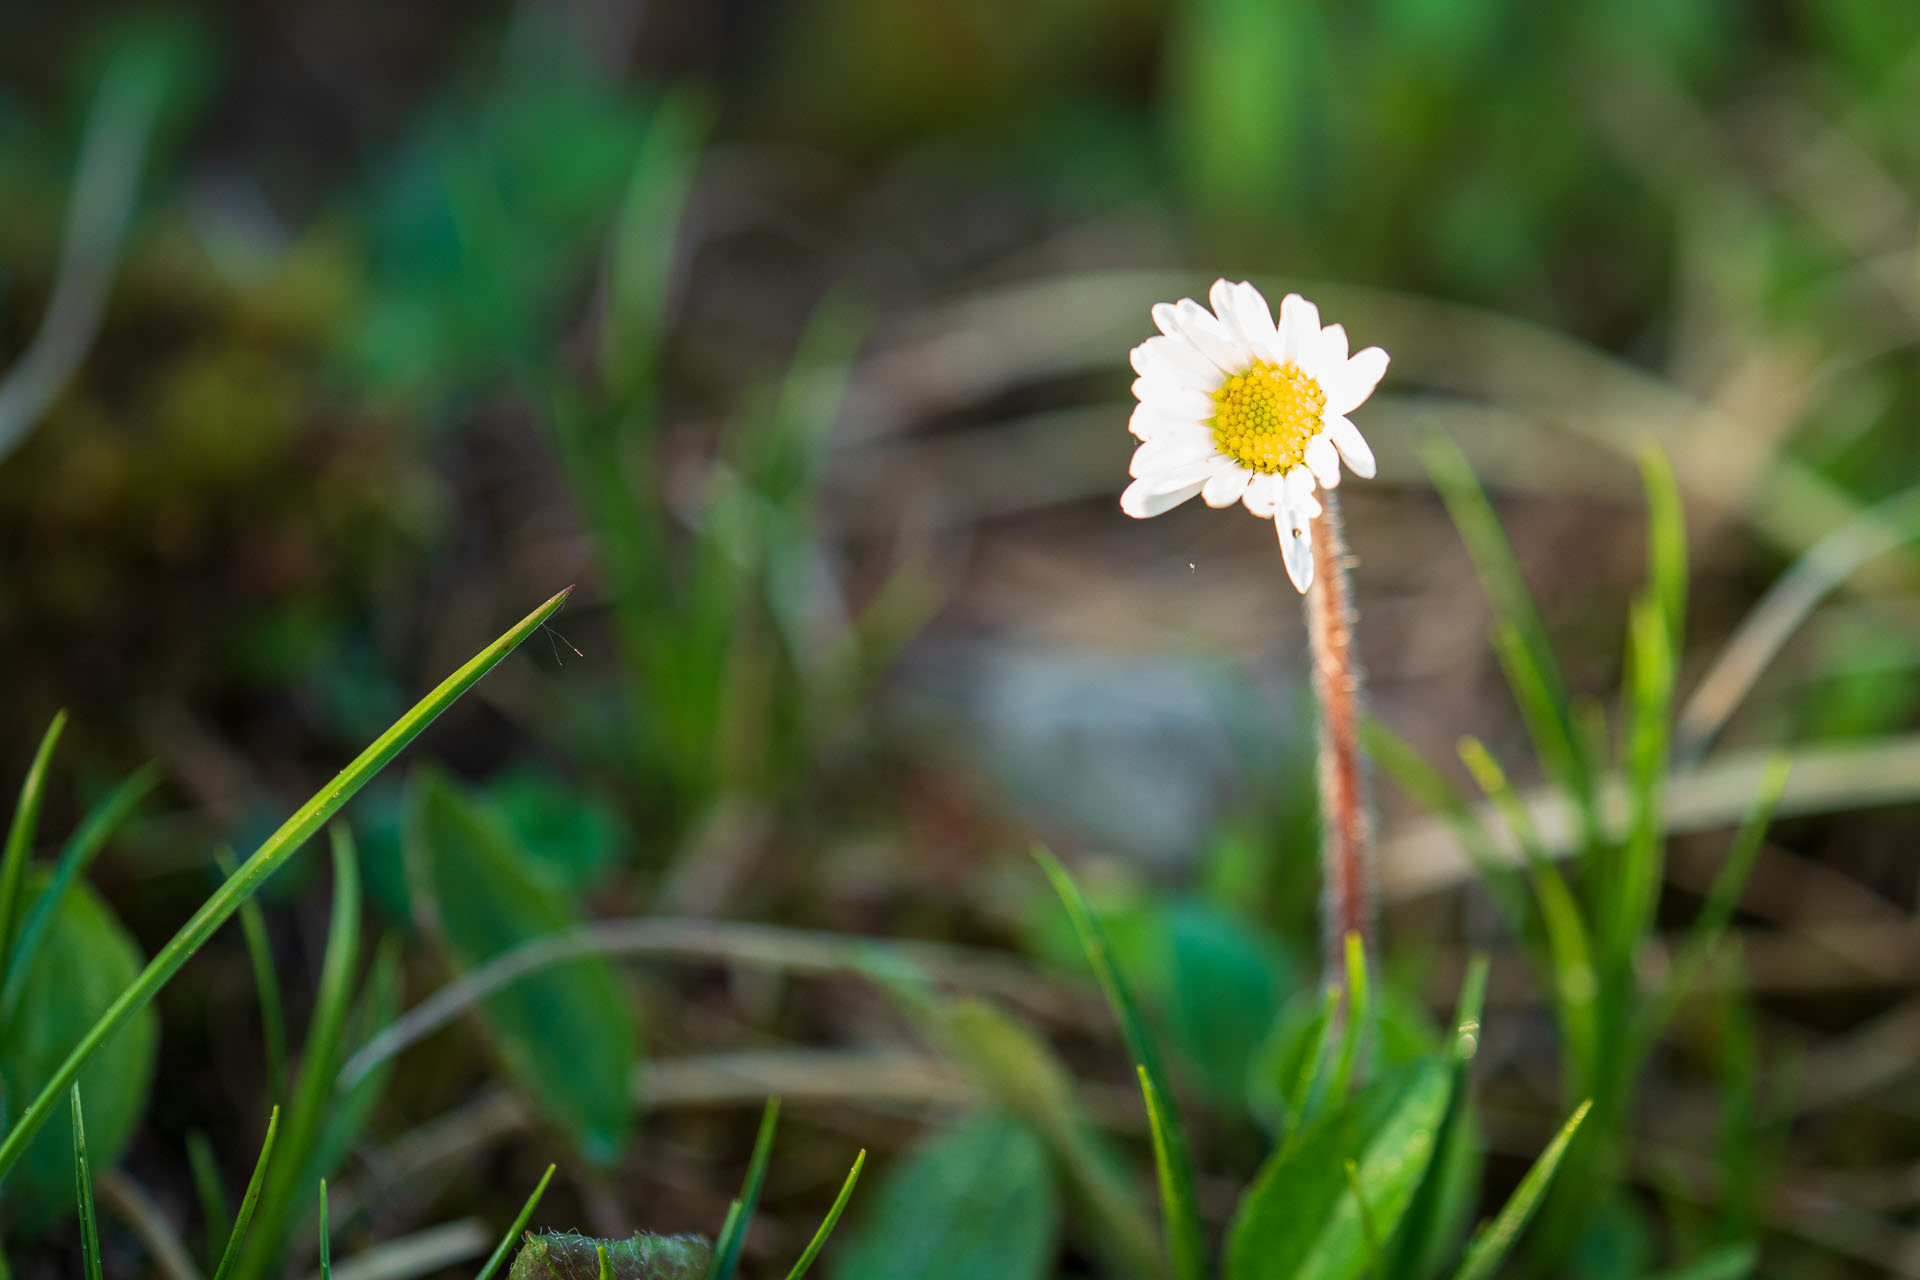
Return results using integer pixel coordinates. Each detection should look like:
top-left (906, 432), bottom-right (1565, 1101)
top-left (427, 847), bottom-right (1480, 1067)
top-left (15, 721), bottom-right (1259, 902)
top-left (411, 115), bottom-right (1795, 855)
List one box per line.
top-left (3, 0), bottom-right (1920, 1277)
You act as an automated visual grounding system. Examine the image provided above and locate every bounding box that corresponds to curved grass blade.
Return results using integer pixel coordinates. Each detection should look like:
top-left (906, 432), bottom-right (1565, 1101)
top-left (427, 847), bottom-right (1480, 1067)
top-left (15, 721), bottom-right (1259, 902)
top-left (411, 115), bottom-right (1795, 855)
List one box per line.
top-left (0, 763), bottom-right (159, 1029)
top-left (1451, 1099), bottom-right (1592, 1280)
top-left (231, 829), bottom-right (361, 1280)
top-left (1034, 845), bottom-right (1204, 1280)
top-left (211, 1107), bottom-right (280, 1280)
top-left (218, 848), bottom-right (289, 1099)
top-left (706, 1097), bottom-right (781, 1280)
top-left (0, 711), bottom-right (67, 992)
top-left (473, 1163), bottom-right (555, 1280)
top-left (784, 1149), bottom-right (864, 1280)
top-left (1136, 1067), bottom-right (1203, 1280)
top-left (0, 586), bottom-right (572, 1182)
top-left (1329, 932), bottom-right (1371, 1105)
top-left (1284, 985), bottom-right (1340, 1138)
top-left (71, 1086), bottom-right (104, 1280)
top-left (1388, 957), bottom-right (1488, 1278)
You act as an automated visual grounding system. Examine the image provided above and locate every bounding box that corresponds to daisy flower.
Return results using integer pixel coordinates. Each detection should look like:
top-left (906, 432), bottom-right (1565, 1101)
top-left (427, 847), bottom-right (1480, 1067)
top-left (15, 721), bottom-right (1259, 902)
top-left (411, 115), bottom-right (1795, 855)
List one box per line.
top-left (1121, 280), bottom-right (1388, 592)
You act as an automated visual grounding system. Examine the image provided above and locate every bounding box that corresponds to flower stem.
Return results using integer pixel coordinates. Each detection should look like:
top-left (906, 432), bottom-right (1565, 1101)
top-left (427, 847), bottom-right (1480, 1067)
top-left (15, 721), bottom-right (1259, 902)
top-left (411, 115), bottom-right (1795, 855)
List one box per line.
top-left (1305, 491), bottom-right (1375, 990)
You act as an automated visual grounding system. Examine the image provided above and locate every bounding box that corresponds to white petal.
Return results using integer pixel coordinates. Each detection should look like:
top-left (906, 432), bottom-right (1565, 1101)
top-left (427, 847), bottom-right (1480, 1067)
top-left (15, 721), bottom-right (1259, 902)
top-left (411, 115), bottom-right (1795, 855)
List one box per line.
top-left (1325, 415), bottom-right (1376, 478)
top-left (1325, 346), bottom-right (1389, 415)
top-left (1129, 403), bottom-right (1204, 441)
top-left (1231, 281), bottom-right (1287, 364)
top-left (1285, 466), bottom-right (1322, 519)
top-left (1145, 454), bottom-right (1237, 493)
top-left (1243, 472), bottom-right (1285, 517)
top-left (1122, 476), bottom-right (1207, 518)
top-left (1172, 298), bottom-right (1248, 371)
top-left (1132, 335), bottom-right (1224, 390)
top-left (1202, 466), bottom-right (1251, 508)
top-left (1277, 511), bottom-right (1314, 592)
top-left (1130, 431), bottom-right (1216, 478)
top-left (1311, 323), bottom-right (1349, 376)
top-left (1132, 376), bottom-right (1215, 419)
top-left (1306, 434), bottom-right (1342, 488)
top-left (1278, 294), bottom-right (1322, 364)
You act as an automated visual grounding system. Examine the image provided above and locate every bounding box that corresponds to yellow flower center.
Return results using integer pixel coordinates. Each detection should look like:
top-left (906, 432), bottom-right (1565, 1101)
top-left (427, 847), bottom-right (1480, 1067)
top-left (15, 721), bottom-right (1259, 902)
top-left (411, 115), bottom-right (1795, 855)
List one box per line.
top-left (1210, 360), bottom-right (1325, 473)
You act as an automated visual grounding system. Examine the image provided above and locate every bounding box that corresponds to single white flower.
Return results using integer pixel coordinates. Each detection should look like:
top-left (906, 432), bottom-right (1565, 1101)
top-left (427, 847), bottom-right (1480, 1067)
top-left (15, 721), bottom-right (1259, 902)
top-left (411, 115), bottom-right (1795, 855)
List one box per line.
top-left (1121, 280), bottom-right (1387, 592)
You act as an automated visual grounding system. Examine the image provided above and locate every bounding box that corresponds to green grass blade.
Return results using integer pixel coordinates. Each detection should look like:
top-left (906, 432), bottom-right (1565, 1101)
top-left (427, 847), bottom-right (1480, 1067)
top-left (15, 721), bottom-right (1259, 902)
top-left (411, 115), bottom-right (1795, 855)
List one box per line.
top-left (1033, 845), bottom-right (1205, 1280)
top-left (1388, 957), bottom-right (1489, 1278)
top-left (71, 1085), bottom-right (104, 1280)
top-left (1343, 1160), bottom-right (1385, 1280)
top-left (318, 1180), bottom-right (331, 1280)
top-left (784, 1150), bottom-right (864, 1280)
top-left (473, 1163), bottom-right (555, 1280)
top-left (1329, 932), bottom-right (1371, 1105)
top-left (706, 1097), bottom-right (781, 1280)
top-left (188, 1129), bottom-right (231, 1268)
top-left (232, 828), bottom-right (362, 1280)
top-left (0, 586), bottom-right (572, 1183)
top-left (1136, 1067), bottom-right (1204, 1280)
top-left (1451, 1099), bottom-right (1592, 1280)
top-left (0, 711), bottom-right (66, 995)
top-left (1635, 754), bottom-right (1791, 1060)
top-left (595, 1244), bottom-right (612, 1280)
top-left (219, 848), bottom-right (289, 1100)
top-left (211, 1107), bottom-right (279, 1280)
top-left (1607, 596), bottom-right (1676, 971)
top-left (1285, 984), bottom-right (1342, 1133)
top-left (1639, 445), bottom-right (1687, 652)
top-left (0, 763), bottom-right (160, 1028)
top-left (1425, 436), bottom-right (1596, 846)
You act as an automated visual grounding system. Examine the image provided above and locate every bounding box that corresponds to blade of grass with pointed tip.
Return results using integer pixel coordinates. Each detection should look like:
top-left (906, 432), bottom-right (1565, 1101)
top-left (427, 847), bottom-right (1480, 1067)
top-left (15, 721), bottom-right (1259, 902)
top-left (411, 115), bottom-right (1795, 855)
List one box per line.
top-left (1033, 846), bottom-right (1204, 1280)
top-left (1285, 985), bottom-right (1341, 1137)
top-left (219, 848), bottom-right (288, 1100)
top-left (1451, 1100), bottom-right (1592, 1280)
top-left (706, 1097), bottom-right (780, 1280)
top-left (318, 1181), bottom-right (331, 1280)
top-left (0, 587), bottom-right (572, 1183)
top-left (72, 1086), bottom-right (103, 1280)
top-left (1388, 957), bottom-right (1488, 1278)
top-left (0, 712), bottom-right (65, 995)
top-left (1136, 1068), bottom-right (1202, 1280)
top-left (188, 1129), bottom-right (231, 1268)
top-left (785, 1150), bottom-right (864, 1280)
top-left (0, 764), bottom-right (159, 1030)
top-left (211, 1107), bottom-right (279, 1280)
top-left (231, 830), bottom-right (361, 1280)
top-left (1425, 436), bottom-right (1596, 848)
top-left (473, 1163), bottom-right (554, 1280)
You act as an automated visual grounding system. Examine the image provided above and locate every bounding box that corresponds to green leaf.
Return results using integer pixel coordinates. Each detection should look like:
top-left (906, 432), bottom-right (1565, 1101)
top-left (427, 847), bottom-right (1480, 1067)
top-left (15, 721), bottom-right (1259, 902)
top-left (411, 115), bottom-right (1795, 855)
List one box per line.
top-left (706, 1098), bottom-right (780, 1280)
top-left (0, 712), bottom-right (66, 997)
top-left (0, 874), bottom-right (158, 1228)
top-left (786, 1150), bottom-right (864, 1280)
top-left (1640, 1242), bottom-right (1756, 1280)
top-left (1227, 1059), bottom-right (1452, 1280)
top-left (1164, 900), bottom-right (1283, 1105)
top-left (477, 1164), bottom-right (555, 1280)
top-left (1450, 1100), bottom-right (1592, 1280)
top-left (0, 587), bottom-right (574, 1182)
top-left (187, 1129), bottom-right (230, 1269)
top-left (71, 1087), bottom-right (103, 1280)
top-left (1328, 934), bottom-right (1371, 1109)
top-left (318, 1180), bottom-right (331, 1280)
top-left (833, 1114), bottom-right (1060, 1280)
top-left (211, 1107), bottom-right (279, 1280)
top-left (1033, 847), bottom-right (1204, 1280)
top-left (218, 848), bottom-right (289, 1099)
top-left (405, 768), bottom-right (637, 1164)
top-left (1387, 959), bottom-right (1488, 1280)
top-left (511, 1232), bottom-right (711, 1280)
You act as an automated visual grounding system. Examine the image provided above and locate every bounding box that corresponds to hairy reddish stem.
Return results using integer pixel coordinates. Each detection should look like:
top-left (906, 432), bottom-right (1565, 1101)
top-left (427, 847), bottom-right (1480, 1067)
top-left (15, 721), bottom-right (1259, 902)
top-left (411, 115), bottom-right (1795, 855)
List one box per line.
top-left (1306, 491), bottom-right (1375, 988)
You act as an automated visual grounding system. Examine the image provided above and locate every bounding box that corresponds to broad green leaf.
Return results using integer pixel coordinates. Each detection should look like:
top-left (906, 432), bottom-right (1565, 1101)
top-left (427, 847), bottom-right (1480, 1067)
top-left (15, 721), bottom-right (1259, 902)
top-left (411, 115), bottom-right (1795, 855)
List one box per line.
top-left (1451, 1100), bottom-right (1591, 1280)
top-left (405, 768), bottom-right (637, 1163)
top-left (487, 764), bottom-right (627, 894)
top-left (1227, 1059), bottom-right (1451, 1280)
top-left (1640, 1243), bottom-right (1756, 1280)
top-left (0, 587), bottom-right (573, 1182)
top-left (1165, 900), bottom-right (1284, 1105)
top-left (833, 1114), bottom-right (1060, 1280)
top-left (0, 874), bottom-right (157, 1228)
top-left (510, 1231), bottom-right (709, 1280)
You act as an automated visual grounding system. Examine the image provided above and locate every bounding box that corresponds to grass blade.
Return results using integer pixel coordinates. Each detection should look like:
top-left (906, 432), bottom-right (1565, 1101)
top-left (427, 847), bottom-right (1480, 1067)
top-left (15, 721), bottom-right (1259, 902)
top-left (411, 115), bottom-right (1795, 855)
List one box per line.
top-left (1343, 1160), bottom-right (1385, 1280)
top-left (784, 1150), bottom-right (865, 1280)
top-left (232, 828), bottom-right (362, 1280)
top-left (219, 848), bottom-right (289, 1100)
top-left (0, 763), bottom-right (160, 1029)
top-left (72, 1085), bottom-right (104, 1280)
top-left (595, 1244), bottom-right (612, 1280)
top-left (211, 1107), bottom-right (280, 1280)
top-left (1136, 1068), bottom-right (1204, 1280)
top-left (706, 1097), bottom-right (781, 1280)
top-left (0, 711), bottom-right (68, 993)
top-left (0, 586), bottom-right (572, 1182)
top-left (187, 1129), bottom-right (231, 1268)
top-left (473, 1163), bottom-right (556, 1280)
top-left (1034, 845), bottom-right (1205, 1280)
top-left (318, 1181), bottom-right (331, 1280)
top-left (1389, 957), bottom-right (1488, 1278)
top-left (1329, 932), bottom-right (1371, 1105)
top-left (1451, 1099), bottom-right (1592, 1280)
top-left (1285, 984), bottom-right (1341, 1134)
